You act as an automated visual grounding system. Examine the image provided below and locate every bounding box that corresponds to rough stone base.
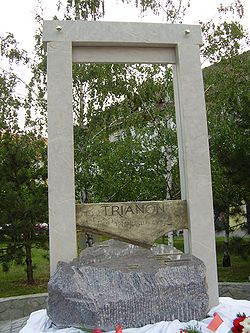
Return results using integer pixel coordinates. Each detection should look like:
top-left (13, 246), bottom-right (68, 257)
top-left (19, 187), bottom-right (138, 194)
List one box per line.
top-left (47, 240), bottom-right (208, 330)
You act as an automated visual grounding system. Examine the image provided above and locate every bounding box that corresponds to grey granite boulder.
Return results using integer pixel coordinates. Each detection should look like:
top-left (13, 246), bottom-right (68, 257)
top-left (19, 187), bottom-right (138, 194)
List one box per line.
top-left (47, 240), bottom-right (208, 330)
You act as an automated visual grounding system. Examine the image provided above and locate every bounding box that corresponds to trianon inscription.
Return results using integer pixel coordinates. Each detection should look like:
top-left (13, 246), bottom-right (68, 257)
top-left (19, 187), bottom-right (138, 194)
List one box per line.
top-left (76, 200), bottom-right (188, 247)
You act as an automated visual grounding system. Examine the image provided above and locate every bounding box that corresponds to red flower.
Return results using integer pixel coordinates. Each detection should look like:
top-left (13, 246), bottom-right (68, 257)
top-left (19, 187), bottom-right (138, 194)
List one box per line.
top-left (116, 324), bottom-right (122, 333)
top-left (232, 315), bottom-right (246, 333)
top-left (92, 328), bottom-right (103, 333)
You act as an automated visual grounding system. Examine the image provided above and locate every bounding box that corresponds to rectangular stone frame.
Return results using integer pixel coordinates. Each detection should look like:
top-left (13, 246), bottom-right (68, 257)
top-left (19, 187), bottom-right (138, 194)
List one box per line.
top-left (43, 21), bottom-right (219, 308)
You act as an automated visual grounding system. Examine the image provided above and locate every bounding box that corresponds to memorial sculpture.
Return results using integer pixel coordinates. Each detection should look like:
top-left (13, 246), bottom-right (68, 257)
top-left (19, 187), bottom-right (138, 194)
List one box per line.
top-left (47, 199), bottom-right (209, 329)
top-left (44, 20), bottom-right (219, 330)
top-left (48, 240), bottom-right (208, 330)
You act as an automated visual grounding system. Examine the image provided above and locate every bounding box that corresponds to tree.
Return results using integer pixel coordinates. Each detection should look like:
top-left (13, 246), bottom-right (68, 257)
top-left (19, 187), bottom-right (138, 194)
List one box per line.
top-left (202, 0), bottom-right (249, 264)
top-left (30, 0), bottom-right (248, 210)
top-left (204, 50), bottom-right (250, 265)
top-left (205, 50), bottom-right (250, 205)
top-left (66, 1), bottom-right (249, 255)
top-left (0, 34), bottom-right (48, 283)
top-left (52, 0), bottom-right (194, 204)
top-left (69, 1), bottom-right (248, 205)
top-left (73, 64), bottom-right (180, 203)
top-left (59, 0), bottom-right (190, 21)
top-left (1, 0), bottom-right (249, 267)
top-left (0, 131), bottom-right (48, 284)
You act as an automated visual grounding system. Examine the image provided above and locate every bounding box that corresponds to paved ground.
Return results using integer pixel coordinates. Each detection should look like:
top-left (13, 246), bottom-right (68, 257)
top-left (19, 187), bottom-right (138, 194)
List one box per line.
top-left (0, 317), bottom-right (28, 333)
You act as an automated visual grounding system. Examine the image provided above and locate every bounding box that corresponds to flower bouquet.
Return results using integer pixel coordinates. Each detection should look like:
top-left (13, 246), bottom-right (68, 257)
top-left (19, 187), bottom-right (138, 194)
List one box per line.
top-left (207, 312), bottom-right (250, 333)
top-left (230, 314), bottom-right (250, 333)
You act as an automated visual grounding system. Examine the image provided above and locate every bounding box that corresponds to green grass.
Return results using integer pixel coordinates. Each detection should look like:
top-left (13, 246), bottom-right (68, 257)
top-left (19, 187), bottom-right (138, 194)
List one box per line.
top-left (174, 236), bottom-right (250, 283)
top-left (217, 253), bottom-right (250, 282)
top-left (173, 237), bottom-right (184, 252)
top-left (0, 247), bottom-right (49, 298)
top-left (215, 236), bottom-right (250, 282)
top-left (0, 237), bottom-right (249, 298)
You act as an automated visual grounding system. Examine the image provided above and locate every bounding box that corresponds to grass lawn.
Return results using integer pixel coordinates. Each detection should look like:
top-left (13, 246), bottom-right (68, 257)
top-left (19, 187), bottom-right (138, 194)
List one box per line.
top-left (216, 237), bottom-right (250, 282)
top-left (0, 237), bottom-right (249, 298)
top-left (0, 247), bottom-right (49, 298)
top-left (217, 254), bottom-right (250, 282)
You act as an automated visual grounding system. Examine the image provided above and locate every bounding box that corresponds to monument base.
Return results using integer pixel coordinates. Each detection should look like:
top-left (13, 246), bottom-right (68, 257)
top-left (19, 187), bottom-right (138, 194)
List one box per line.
top-left (47, 240), bottom-right (209, 330)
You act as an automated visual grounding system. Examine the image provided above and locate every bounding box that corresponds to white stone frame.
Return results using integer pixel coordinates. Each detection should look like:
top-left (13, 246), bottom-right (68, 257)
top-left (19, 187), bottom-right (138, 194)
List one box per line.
top-left (43, 21), bottom-right (219, 307)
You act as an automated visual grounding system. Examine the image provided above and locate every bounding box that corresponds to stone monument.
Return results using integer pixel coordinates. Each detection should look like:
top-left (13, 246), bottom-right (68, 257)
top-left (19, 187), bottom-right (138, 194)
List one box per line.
top-left (43, 21), bottom-right (219, 328)
top-left (48, 240), bottom-right (208, 330)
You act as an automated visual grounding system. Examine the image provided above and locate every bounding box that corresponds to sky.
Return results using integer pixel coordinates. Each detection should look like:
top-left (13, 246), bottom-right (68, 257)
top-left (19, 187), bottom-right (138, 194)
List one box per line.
top-left (0, 0), bottom-right (249, 54)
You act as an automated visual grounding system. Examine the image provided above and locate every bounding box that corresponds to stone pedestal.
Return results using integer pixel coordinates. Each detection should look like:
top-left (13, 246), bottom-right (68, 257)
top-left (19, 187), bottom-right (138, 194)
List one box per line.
top-left (47, 240), bottom-right (208, 330)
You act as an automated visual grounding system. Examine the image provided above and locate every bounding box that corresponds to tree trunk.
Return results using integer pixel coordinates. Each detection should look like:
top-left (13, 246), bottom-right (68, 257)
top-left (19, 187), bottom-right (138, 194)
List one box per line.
top-left (25, 238), bottom-right (34, 284)
top-left (222, 210), bottom-right (231, 267)
top-left (246, 202), bottom-right (250, 233)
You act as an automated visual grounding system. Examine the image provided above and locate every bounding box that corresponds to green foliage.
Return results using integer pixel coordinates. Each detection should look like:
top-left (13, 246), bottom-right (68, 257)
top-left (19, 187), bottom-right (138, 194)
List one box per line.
top-left (59, 0), bottom-right (249, 210)
top-left (0, 33), bottom-right (29, 65)
top-left (204, 51), bottom-right (250, 217)
top-left (216, 235), bottom-right (250, 277)
top-left (0, 131), bottom-right (48, 283)
top-left (200, 0), bottom-right (249, 64)
top-left (26, 0), bottom-right (249, 213)
top-left (59, 0), bottom-right (190, 22)
top-left (217, 252), bottom-right (250, 282)
top-left (0, 31), bottom-right (49, 284)
top-left (230, 237), bottom-right (249, 259)
top-left (201, 3), bottom-right (249, 259)
top-left (0, 34), bottom-right (29, 132)
top-left (73, 64), bottom-right (180, 203)
top-left (0, 247), bottom-right (49, 297)
top-left (54, 0), bottom-right (193, 205)
top-left (0, 32), bottom-right (46, 133)
top-left (1, 0), bottom-right (249, 286)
